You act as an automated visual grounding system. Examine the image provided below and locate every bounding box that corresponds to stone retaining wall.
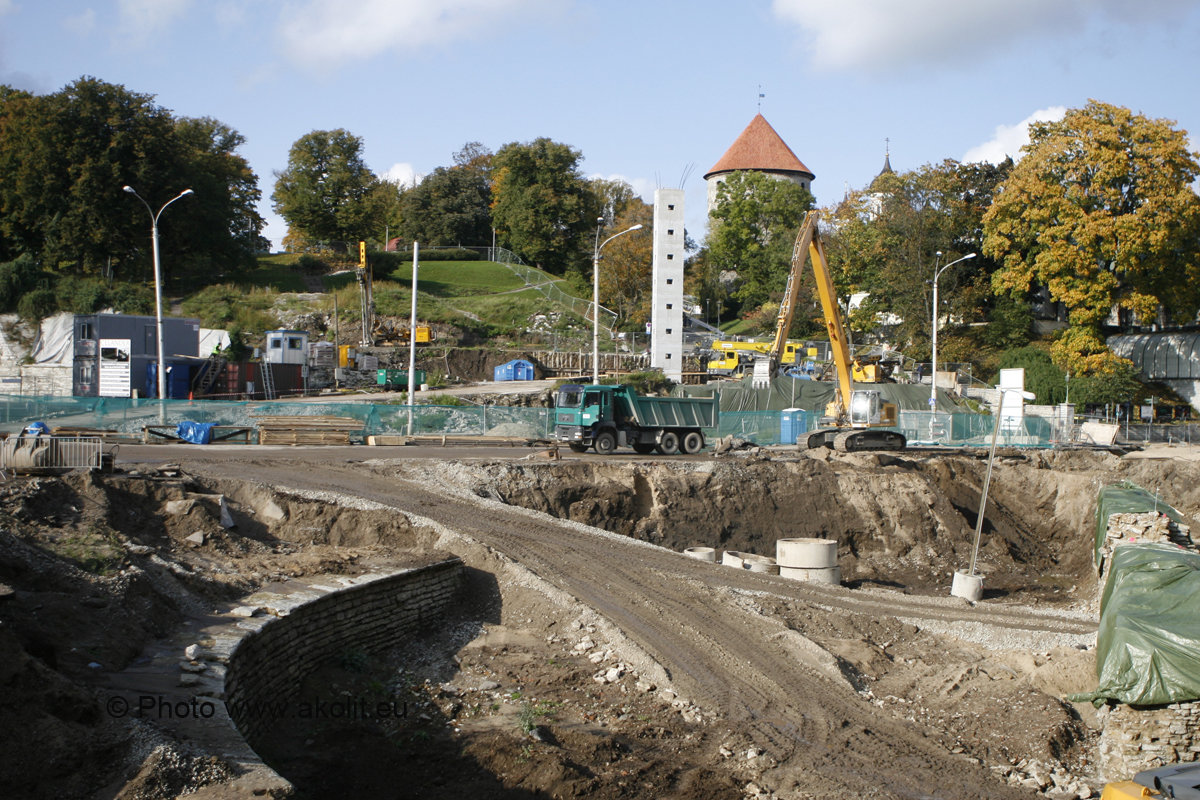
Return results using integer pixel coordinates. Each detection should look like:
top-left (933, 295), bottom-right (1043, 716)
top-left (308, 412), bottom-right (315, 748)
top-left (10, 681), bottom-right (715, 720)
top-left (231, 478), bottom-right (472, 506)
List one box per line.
top-left (224, 558), bottom-right (463, 747)
top-left (1098, 701), bottom-right (1200, 780)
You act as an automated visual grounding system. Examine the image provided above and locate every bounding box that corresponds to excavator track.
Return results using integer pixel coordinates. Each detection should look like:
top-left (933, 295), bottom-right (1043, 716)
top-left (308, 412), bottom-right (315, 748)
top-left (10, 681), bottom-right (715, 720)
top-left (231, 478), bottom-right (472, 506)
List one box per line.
top-left (832, 429), bottom-right (907, 452)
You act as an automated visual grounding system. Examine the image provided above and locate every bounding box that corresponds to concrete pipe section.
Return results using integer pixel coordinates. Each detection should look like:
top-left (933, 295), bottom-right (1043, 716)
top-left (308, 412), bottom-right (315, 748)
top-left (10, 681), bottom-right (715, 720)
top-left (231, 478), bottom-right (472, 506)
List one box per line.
top-left (779, 565), bottom-right (842, 584)
top-left (777, 537), bottom-right (840, 585)
top-left (721, 550), bottom-right (747, 569)
top-left (684, 546), bottom-right (718, 562)
top-left (743, 554), bottom-right (779, 575)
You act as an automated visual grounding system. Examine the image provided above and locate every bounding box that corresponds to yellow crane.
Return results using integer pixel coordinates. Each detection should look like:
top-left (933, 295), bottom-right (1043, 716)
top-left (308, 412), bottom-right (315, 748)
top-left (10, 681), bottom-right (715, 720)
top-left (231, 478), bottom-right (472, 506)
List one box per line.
top-left (773, 211), bottom-right (906, 452)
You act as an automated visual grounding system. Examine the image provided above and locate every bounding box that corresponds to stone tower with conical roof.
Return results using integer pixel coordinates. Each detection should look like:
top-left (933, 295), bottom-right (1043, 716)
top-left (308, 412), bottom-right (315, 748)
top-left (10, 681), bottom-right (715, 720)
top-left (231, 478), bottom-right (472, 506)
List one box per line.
top-left (703, 114), bottom-right (814, 219)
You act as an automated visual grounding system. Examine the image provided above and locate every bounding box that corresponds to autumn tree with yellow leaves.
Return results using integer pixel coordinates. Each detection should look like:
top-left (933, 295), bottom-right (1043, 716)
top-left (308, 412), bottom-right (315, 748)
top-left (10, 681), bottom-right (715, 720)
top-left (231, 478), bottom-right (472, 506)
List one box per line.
top-left (983, 100), bottom-right (1200, 375)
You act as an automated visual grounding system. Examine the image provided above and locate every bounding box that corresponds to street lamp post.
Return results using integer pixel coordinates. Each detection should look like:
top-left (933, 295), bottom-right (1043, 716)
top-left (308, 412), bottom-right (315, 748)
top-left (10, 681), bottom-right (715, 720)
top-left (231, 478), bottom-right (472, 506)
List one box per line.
top-left (592, 221), bottom-right (643, 384)
top-left (123, 186), bottom-right (194, 401)
top-left (929, 251), bottom-right (976, 415)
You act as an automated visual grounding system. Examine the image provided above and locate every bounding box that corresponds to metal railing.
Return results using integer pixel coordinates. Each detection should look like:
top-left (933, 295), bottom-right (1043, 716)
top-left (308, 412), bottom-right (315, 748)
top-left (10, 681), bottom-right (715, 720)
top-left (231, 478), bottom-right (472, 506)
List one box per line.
top-left (491, 247), bottom-right (619, 333)
top-left (0, 435), bottom-right (104, 472)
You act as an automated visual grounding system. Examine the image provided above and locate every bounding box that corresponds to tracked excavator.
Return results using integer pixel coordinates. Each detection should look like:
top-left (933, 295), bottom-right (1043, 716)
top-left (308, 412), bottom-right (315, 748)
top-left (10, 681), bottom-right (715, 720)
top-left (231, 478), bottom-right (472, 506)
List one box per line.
top-left (762, 210), bottom-right (906, 452)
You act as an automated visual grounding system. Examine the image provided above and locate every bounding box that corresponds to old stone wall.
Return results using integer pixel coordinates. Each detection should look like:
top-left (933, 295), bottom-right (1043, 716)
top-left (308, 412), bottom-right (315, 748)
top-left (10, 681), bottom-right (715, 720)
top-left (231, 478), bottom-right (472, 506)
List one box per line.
top-left (1098, 701), bottom-right (1200, 780)
top-left (224, 558), bottom-right (463, 746)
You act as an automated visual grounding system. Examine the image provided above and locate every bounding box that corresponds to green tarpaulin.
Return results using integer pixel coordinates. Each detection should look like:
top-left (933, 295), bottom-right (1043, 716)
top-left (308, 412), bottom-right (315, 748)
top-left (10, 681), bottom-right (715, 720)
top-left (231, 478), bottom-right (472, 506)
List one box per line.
top-left (1070, 544), bottom-right (1200, 707)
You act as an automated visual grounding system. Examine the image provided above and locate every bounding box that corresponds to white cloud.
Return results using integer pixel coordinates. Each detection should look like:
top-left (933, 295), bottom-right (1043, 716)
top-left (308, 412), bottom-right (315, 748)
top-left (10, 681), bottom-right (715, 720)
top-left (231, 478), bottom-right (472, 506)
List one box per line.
top-left (0, 1), bottom-right (17, 16)
top-left (278, 0), bottom-right (555, 68)
top-left (383, 162), bottom-right (421, 187)
top-left (770, 0), bottom-right (1193, 71)
top-left (63, 9), bottom-right (96, 36)
top-left (117, 0), bottom-right (192, 41)
top-left (962, 106), bottom-right (1066, 165)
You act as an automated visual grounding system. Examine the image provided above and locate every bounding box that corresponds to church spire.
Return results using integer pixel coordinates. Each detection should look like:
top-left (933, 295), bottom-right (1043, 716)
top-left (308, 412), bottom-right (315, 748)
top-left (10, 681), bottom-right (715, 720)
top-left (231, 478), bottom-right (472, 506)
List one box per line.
top-left (878, 138), bottom-right (894, 177)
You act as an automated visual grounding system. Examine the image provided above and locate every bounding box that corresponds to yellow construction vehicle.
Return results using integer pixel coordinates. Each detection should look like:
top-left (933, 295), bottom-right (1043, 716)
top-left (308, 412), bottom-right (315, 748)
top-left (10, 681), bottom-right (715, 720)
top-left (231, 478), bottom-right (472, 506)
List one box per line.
top-left (1101, 763), bottom-right (1200, 798)
top-left (706, 340), bottom-right (803, 376)
top-left (768, 210), bottom-right (905, 452)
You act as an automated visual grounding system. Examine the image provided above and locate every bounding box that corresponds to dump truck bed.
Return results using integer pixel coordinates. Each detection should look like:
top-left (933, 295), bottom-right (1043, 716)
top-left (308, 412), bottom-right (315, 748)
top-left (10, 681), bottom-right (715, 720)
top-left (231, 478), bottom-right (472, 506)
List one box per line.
top-left (625, 394), bottom-right (718, 429)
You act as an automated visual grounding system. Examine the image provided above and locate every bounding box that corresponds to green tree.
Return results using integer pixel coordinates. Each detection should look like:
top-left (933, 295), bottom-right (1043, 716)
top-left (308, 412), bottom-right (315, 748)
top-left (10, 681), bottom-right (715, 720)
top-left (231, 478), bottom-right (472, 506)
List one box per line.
top-left (705, 170), bottom-right (814, 313)
top-left (272, 129), bottom-right (382, 253)
top-left (490, 138), bottom-right (595, 274)
top-left (0, 77), bottom-right (264, 285)
top-left (984, 100), bottom-right (1200, 374)
top-left (824, 159), bottom-right (1010, 350)
top-left (397, 164), bottom-right (491, 246)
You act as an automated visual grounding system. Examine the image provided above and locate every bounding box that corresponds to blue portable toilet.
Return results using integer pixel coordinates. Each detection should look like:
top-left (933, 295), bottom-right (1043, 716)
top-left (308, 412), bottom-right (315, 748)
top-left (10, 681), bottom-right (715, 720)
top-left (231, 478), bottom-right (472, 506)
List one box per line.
top-left (494, 359), bottom-right (535, 381)
top-left (780, 408), bottom-right (809, 445)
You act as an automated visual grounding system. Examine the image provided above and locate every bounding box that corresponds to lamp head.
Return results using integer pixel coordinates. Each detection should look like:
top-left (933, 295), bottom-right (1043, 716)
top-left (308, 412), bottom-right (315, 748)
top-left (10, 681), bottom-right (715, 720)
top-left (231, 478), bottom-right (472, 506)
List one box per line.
top-left (123, 185), bottom-right (135, 194)
top-left (180, 189), bottom-right (194, 197)
top-left (629, 224), bottom-right (644, 232)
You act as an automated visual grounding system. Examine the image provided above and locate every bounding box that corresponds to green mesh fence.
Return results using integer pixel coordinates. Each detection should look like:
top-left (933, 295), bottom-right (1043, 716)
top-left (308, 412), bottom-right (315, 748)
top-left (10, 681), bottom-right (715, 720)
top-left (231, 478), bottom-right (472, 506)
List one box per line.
top-left (0, 395), bottom-right (555, 440)
top-left (0, 394), bottom-right (1064, 449)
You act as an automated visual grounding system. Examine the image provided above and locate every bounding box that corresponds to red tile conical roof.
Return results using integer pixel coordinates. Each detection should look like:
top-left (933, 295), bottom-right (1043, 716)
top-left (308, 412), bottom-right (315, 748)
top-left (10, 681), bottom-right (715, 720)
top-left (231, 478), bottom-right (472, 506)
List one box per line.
top-left (704, 114), bottom-right (814, 180)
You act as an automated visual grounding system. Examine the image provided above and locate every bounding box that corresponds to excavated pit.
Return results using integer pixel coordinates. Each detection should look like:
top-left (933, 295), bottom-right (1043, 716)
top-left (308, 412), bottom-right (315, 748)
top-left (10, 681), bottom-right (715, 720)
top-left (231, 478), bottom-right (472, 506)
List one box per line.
top-left (4, 447), bottom-right (1200, 798)
top-left (433, 449), bottom-right (1144, 604)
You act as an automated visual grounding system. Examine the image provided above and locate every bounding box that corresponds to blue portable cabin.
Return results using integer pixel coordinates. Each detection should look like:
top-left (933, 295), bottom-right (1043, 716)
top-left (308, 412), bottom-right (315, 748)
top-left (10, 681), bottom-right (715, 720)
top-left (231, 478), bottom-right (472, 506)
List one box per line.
top-left (494, 359), bottom-right (536, 382)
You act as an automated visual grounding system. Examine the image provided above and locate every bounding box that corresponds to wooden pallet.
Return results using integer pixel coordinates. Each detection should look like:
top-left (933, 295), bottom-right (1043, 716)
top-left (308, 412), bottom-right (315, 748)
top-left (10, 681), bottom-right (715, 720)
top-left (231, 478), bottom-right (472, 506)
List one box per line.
top-left (253, 415), bottom-right (364, 446)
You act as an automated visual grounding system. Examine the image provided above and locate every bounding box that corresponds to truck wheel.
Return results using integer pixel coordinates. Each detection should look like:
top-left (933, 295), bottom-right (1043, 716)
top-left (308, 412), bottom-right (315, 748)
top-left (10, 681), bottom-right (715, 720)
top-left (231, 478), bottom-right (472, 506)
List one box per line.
top-left (681, 430), bottom-right (704, 454)
top-left (594, 431), bottom-right (617, 455)
top-left (632, 442), bottom-right (656, 454)
top-left (568, 443), bottom-right (588, 453)
top-left (657, 431), bottom-right (680, 455)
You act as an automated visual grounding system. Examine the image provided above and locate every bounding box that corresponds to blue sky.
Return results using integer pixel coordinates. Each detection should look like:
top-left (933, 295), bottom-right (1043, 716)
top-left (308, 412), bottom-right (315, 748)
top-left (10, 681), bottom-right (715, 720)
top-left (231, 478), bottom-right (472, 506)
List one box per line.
top-left (2, 0), bottom-right (1198, 251)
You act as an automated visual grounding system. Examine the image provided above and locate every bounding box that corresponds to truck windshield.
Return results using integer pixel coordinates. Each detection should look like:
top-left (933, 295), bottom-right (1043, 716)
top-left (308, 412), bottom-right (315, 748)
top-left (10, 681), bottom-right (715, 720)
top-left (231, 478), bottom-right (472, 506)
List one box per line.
top-left (557, 389), bottom-right (583, 408)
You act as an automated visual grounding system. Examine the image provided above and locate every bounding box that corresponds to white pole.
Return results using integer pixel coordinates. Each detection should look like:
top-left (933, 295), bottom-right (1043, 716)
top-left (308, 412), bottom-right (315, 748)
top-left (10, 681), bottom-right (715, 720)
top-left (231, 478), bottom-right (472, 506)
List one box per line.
top-left (930, 252), bottom-right (941, 417)
top-left (407, 242), bottom-right (419, 435)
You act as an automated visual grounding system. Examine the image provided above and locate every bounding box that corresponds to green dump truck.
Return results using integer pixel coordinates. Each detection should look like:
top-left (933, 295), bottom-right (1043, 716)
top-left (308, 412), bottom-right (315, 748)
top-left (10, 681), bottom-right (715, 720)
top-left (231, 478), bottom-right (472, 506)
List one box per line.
top-left (553, 383), bottom-right (718, 455)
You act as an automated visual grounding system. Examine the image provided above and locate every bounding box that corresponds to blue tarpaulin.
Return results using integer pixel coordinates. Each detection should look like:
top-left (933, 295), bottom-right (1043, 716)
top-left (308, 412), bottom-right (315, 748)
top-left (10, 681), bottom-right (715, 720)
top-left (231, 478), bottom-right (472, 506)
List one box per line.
top-left (176, 421), bottom-right (215, 444)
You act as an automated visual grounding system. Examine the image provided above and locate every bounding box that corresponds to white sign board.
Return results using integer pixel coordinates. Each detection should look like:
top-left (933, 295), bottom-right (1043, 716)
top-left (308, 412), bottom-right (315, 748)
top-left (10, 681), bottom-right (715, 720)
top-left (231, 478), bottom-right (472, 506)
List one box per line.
top-left (98, 338), bottom-right (132, 397)
top-left (998, 368), bottom-right (1026, 430)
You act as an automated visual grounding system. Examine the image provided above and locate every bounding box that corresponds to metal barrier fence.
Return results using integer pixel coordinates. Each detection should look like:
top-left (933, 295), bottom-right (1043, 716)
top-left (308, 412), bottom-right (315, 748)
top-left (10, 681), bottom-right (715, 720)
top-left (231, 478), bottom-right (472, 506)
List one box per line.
top-left (0, 435), bottom-right (103, 472)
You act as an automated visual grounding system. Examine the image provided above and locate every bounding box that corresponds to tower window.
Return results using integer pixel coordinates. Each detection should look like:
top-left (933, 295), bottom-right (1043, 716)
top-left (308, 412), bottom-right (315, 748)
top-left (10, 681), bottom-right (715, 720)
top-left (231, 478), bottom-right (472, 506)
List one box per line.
top-left (667, 229), bottom-right (674, 235)
top-left (667, 254), bottom-right (674, 260)
top-left (667, 204), bottom-right (675, 210)
top-left (666, 303), bottom-right (672, 309)
top-left (666, 278), bottom-right (673, 285)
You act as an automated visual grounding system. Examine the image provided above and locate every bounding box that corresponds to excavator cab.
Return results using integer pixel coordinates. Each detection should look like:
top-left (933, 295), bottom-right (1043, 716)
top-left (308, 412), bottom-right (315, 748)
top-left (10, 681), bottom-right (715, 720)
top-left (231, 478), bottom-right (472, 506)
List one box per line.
top-left (848, 390), bottom-right (899, 428)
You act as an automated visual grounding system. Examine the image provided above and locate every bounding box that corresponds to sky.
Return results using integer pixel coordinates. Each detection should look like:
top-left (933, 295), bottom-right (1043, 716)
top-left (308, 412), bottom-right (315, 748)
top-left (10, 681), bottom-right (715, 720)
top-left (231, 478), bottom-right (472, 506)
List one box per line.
top-left (1, 0), bottom-right (1198, 252)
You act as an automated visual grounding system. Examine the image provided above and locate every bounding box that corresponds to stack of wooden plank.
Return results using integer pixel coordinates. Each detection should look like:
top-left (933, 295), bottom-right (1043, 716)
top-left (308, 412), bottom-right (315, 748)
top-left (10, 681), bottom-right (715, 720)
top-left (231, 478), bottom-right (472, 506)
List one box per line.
top-left (253, 415), bottom-right (364, 446)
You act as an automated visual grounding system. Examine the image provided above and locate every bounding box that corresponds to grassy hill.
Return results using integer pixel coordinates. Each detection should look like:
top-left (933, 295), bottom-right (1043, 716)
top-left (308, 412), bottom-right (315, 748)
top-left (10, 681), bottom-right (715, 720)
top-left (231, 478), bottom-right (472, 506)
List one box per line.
top-left (180, 254), bottom-right (596, 351)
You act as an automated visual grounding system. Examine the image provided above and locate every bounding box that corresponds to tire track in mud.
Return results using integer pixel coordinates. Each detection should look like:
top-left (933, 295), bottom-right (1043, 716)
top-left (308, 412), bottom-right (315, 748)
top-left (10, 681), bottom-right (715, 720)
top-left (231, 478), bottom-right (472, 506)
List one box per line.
top-left (190, 459), bottom-right (1061, 799)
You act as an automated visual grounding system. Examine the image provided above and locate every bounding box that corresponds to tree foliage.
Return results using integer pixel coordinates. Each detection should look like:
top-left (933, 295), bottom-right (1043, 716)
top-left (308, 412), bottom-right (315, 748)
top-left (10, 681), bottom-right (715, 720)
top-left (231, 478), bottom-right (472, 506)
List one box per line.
top-left (984, 100), bottom-right (1200, 374)
top-left (595, 197), bottom-right (653, 329)
top-left (490, 138), bottom-right (595, 275)
top-left (397, 161), bottom-right (491, 246)
top-left (0, 77), bottom-right (264, 285)
top-left (705, 171), bottom-right (814, 312)
top-left (272, 129), bottom-right (383, 253)
top-left (823, 159), bottom-right (1010, 349)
